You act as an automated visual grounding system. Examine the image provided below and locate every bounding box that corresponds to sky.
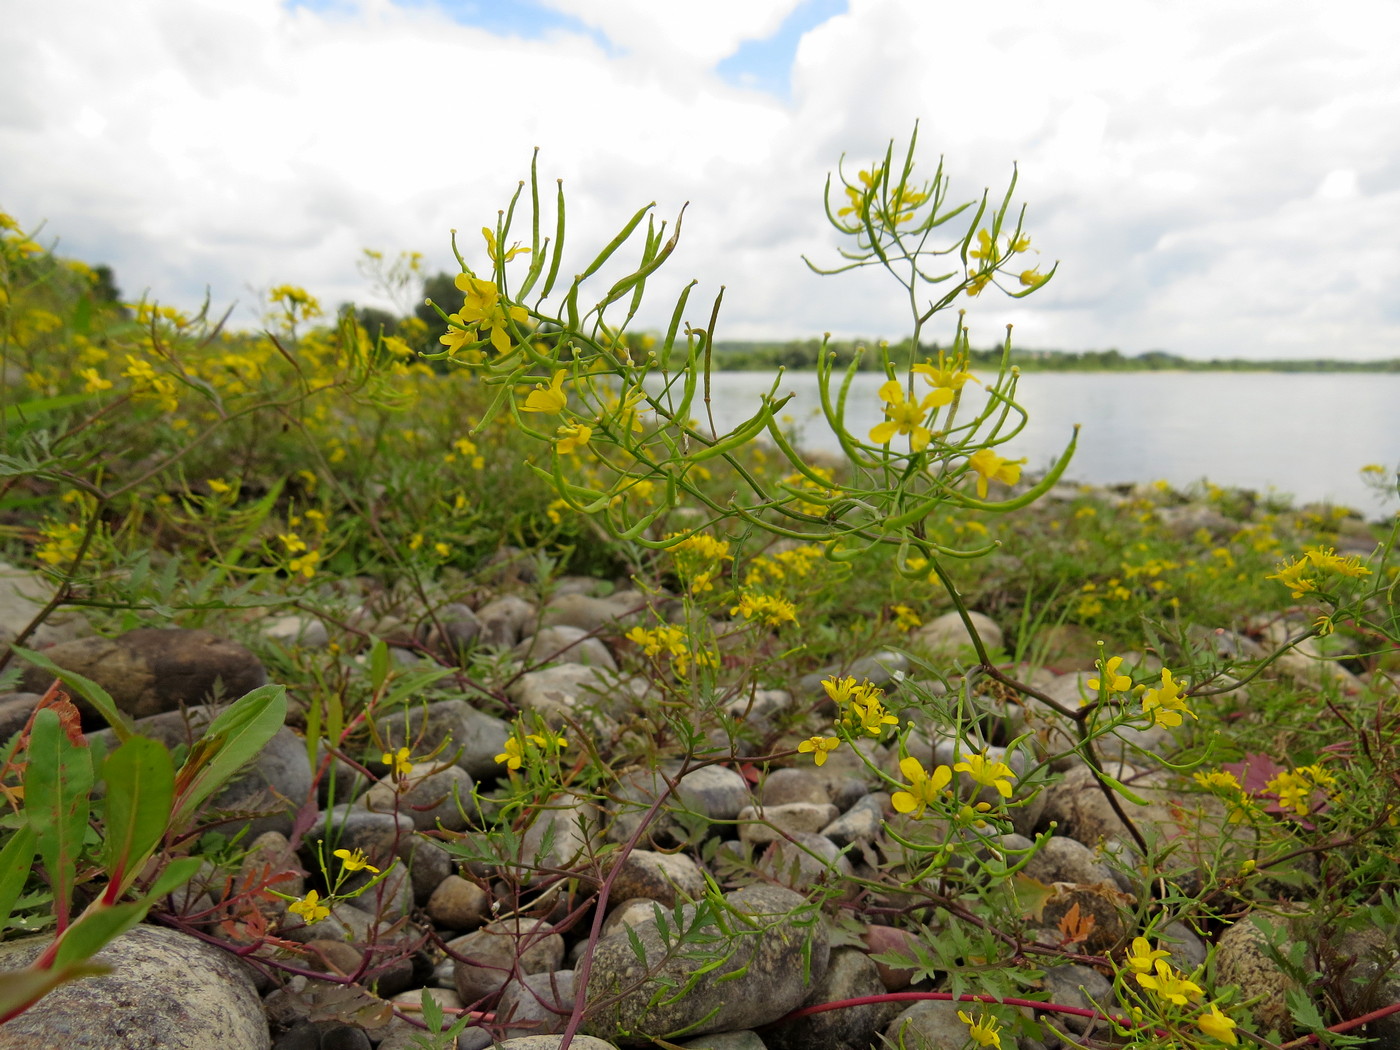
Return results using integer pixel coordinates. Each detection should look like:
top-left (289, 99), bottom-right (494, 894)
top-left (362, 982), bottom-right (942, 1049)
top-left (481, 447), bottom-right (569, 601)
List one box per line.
top-left (5, 0), bottom-right (1400, 360)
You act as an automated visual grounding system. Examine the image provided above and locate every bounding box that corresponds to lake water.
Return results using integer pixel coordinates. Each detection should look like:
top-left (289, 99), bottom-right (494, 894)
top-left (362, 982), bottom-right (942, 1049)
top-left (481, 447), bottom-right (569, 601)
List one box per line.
top-left (677, 371), bottom-right (1400, 514)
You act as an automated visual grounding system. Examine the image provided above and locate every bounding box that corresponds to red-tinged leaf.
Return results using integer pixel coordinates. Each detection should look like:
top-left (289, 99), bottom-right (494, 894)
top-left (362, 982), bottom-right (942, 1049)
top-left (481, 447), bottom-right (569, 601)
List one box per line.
top-left (1221, 752), bottom-right (1288, 796)
top-left (38, 695), bottom-right (86, 747)
top-left (100, 735), bottom-right (175, 900)
top-left (24, 708), bottom-right (95, 931)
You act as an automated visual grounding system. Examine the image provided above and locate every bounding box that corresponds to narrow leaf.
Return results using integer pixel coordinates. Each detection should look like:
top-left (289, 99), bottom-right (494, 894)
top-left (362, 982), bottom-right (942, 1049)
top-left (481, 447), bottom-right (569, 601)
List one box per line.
top-left (0, 824), bottom-right (38, 930)
top-left (11, 646), bottom-right (134, 741)
top-left (170, 684), bottom-right (286, 829)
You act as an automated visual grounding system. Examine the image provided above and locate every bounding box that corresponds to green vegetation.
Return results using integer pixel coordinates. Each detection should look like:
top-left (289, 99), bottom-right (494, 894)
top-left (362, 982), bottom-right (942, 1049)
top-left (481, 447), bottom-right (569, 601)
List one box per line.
top-left (2, 132), bottom-right (1399, 1050)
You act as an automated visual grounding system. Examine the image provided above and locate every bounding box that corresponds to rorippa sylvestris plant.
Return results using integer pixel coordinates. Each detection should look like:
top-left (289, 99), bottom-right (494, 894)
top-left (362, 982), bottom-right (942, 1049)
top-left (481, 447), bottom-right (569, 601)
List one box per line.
top-left (408, 128), bottom-right (1333, 1047)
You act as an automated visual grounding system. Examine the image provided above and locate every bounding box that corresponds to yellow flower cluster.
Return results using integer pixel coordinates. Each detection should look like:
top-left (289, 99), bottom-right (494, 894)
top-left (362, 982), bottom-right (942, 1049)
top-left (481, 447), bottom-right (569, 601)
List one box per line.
top-left (1267, 545), bottom-right (1372, 598)
top-left (1124, 938), bottom-right (1237, 1044)
top-left (494, 727), bottom-right (568, 772)
top-left (823, 676), bottom-right (898, 738)
top-left (1264, 763), bottom-right (1335, 817)
top-left (729, 592), bottom-right (799, 628)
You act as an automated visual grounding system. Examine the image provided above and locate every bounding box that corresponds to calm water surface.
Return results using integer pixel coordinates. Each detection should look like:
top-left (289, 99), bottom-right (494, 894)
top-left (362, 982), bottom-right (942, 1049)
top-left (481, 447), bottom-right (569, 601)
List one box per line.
top-left (679, 371), bottom-right (1399, 513)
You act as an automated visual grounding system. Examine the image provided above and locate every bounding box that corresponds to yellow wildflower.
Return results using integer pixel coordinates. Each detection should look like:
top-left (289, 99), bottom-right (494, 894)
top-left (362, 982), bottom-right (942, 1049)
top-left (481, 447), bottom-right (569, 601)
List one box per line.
top-left (495, 737), bottom-right (525, 771)
top-left (729, 592), bottom-right (799, 628)
top-left (1135, 959), bottom-right (1203, 1005)
top-left (521, 369), bottom-right (568, 414)
top-left (1303, 545), bottom-right (1371, 579)
top-left (1140, 668), bottom-right (1194, 728)
top-left (382, 746), bottom-right (414, 778)
top-left (288, 550), bottom-right (320, 578)
top-left (288, 889), bottom-right (330, 924)
top-left (969, 229), bottom-right (999, 263)
top-left (891, 604), bottom-right (922, 630)
top-left (1125, 936), bottom-right (1172, 974)
top-left (797, 736), bottom-right (841, 767)
top-left (1266, 558), bottom-right (1316, 598)
top-left (957, 1010), bottom-right (1002, 1049)
top-left (967, 449), bottom-right (1024, 499)
top-left (555, 422), bottom-right (592, 454)
top-left (333, 848), bottom-right (380, 874)
top-left (482, 226), bottom-right (530, 264)
top-left (79, 367), bottom-right (113, 393)
top-left (953, 750), bottom-right (1016, 798)
top-left (891, 756), bottom-right (952, 818)
top-left (869, 379), bottom-right (938, 452)
top-left (454, 272), bottom-right (528, 354)
top-left (1088, 655), bottom-right (1131, 693)
top-left (1196, 1004), bottom-right (1238, 1045)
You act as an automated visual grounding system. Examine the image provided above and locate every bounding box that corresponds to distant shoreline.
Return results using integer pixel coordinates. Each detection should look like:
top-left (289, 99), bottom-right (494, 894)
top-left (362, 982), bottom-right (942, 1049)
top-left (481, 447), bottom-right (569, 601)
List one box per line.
top-left (706, 339), bottom-right (1400, 373)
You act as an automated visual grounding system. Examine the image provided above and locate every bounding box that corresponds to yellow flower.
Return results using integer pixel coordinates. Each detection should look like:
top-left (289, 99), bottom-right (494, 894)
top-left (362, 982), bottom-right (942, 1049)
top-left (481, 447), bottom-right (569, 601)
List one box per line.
top-left (1196, 1004), bottom-right (1238, 1045)
top-left (1265, 769), bottom-right (1317, 817)
top-left (454, 272), bottom-right (528, 354)
top-left (891, 604), bottom-right (922, 630)
top-left (1266, 558), bottom-right (1317, 598)
top-left (844, 697), bottom-right (899, 738)
top-left (869, 379), bottom-right (938, 452)
top-left (79, 367), bottom-right (113, 393)
top-left (969, 229), bottom-right (999, 263)
top-left (1125, 936), bottom-right (1172, 974)
top-left (1135, 959), bottom-right (1203, 1005)
top-left (967, 449), bottom-right (1024, 498)
top-left (288, 889), bottom-right (330, 924)
top-left (954, 750), bottom-right (1016, 798)
top-left (495, 736), bottom-right (525, 771)
top-left (279, 532), bottom-right (307, 553)
top-left (1193, 770), bottom-right (1242, 794)
top-left (555, 422), bottom-right (592, 454)
top-left (382, 746), bottom-right (414, 778)
top-left (288, 550), bottom-right (320, 578)
top-left (797, 736), bottom-right (841, 767)
top-left (527, 730), bottom-right (567, 751)
top-left (482, 226), bottom-right (530, 264)
top-left (521, 369), bottom-right (568, 414)
top-left (729, 592), bottom-right (799, 628)
top-left (1303, 545), bottom-right (1371, 579)
top-left (1088, 655), bottom-right (1131, 694)
top-left (1019, 268), bottom-right (1048, 288)
top-left (1140, 668), bottom-right (1194, 728)
top-left (912, 355), bottom-right (977, 396)
top-left (333, 848), bottom-right (380, 874)
top-left (891, 756), bottom-right (952, 818)
top-left (957, 1010), bottom-right (1002, 1049)
top-left (207, 478), bottom-right (233, 495)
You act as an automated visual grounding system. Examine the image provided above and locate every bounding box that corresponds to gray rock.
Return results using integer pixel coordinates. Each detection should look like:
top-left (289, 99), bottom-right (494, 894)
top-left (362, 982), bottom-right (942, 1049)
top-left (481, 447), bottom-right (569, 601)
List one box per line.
top-left (606, 763), bottom-right (751, 846)
top-left (451, 918), bottom-right (565, 1006)
top-left (911, 611), bottom-right (1003, 660)
top-left (494, 1037), bottom-right (620, 1050)
top-left (821, 793), bottom-right (887, 848)
top-left (495, 970), bottom-right (576, 1039)
top-left (601, 899), bottom-right (667, 939)
top-left (1021, 835), bottom-right (1118, 887)
top-left (0, 924), bottom-right (268, 1049)
top-left (540, 592), bottom-right (644, 632)
top-left (375, 699), bottom-right (511, 781)
top-left (606, 849), bottom-right (706, 907)
top-left (513, 625), bottom-right (616, 670)
top-left (507, 664), bottom-right (645, 724)
top-left (360, 764), bottom-right (476, 831)
top-left (1041, 963), bottom-right (1113, 1035)
top-left (737, 802), bottom-right (840, 844)
top-left (763, 947), bottom-right (887, 1050)
top-left (885, 999), bottom-right (1020, 1050)
top-left (427, 874), bottom-right (492, 930)
top-left (583, 884), bottom-right (829, 1044)
top-left (0, 693), bottom-right (41, 746)
top-left (518, 794), bottom-right (598, 880)
top-left (0, 560), bottom-right (89, 649)
top-left (1215, 910), bottom-right (1306, 1037)
top-left (475, 594), bottom-right (537, 649)
top-left (420, 602), bottom-right (483, 658)
top-left (17, 627), bottom-right (266, 719)
top-left (756, 832), bottom-right (853, 889)
top-left (676, 1033), bottom-right (768, 1050)
top-left (759, 767), bottom-right (829, 807)
top-left (264, 614), bottom-right (330, 649)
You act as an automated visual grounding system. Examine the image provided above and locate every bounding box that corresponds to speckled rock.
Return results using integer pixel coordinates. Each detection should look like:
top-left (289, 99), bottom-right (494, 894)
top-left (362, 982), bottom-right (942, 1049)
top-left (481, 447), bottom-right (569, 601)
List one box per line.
top-left (451, 918), bottom-right (565, 1006)
top-left (737, 801), bottom-right (839, 844)
top-left (494, 1037), bottom-right (620, 1050)
top-left (911, 611), bottom-right (1003, 659)
top-left (1214, 909), bottom-right (1307, 1037)
top-left (495, 970), bottom-right (576, 1040)
top-left (583, 884), bottom-right (829, 1045)
top-left (17, 627), bottom-right (266, 720)
top-left (513, 625), bottom-right (616, 670)
top-left (885, 999), bottom-right (1020, 1050)
top-left (763, 946), bottom-right (888, 1050)
top-left (426, 874), bottom-right (492, 931)
top-left (0, 924), bottom-right (268, 1049)
top-left (475, 594), bottom-right (536, 649)
top-left (606, 849), bottom-right (706, 907)
top-left (360, 764), bottom-right (476, 831)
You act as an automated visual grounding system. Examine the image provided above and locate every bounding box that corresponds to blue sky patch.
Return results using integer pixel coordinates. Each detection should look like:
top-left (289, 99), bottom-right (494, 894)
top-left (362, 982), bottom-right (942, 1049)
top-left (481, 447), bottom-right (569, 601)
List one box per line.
top-left (716, 0), bottom-right (848, 99)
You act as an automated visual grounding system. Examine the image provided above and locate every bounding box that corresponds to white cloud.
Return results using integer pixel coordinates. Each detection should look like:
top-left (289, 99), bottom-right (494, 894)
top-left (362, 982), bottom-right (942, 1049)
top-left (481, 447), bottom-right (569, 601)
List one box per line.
top-left (3, 0), bottom-right (1398, 358)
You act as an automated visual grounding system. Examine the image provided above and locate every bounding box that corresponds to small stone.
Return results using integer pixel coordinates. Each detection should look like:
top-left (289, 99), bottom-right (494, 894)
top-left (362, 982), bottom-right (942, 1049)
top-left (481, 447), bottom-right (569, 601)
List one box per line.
top-left (759, 767), bottom-right (829, 807)
top-left (427, 874), bottom-right (492, 930)
top-left (606, 849), bottom-right (706, 907)
top-left (737, 802), bottom-right (839, 844)
top-left (495, 970), bottom-right (576, 1039)
top-left (475, 594), bottom-right (537, 648)
top-left (361, 765), bottom-right (476, 831)
top-left (513, 625), bottom-right (616, 669)
top-left (451, 918), bottom-right (565, 1006)
top-left (911, 611), bottom-right (1003, 661)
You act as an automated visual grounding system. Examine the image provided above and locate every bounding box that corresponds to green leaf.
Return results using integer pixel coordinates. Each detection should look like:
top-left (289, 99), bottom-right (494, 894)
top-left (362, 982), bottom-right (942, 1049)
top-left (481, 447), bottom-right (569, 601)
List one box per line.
top-left (0, 962), bottom-right (110, 1026)
top-left (143, 855), bottom-right (204, 900)
top-left (24, 709), bottom-right (94, 929)
top-left (50, 901), bottom-right (146, 969)
top-left (0, 824), bottom-right (38, 931)
top-left (100, 736), bottom-right (175, 898)
top-left (171, 684), bottom-right (287, 830)
top-left (10, 647), bottom-right (134, 741)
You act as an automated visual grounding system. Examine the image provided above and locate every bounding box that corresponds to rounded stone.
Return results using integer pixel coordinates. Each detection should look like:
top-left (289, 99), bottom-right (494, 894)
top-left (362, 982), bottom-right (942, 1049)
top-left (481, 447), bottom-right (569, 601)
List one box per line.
top-left (451, 918), bottom-right (565, 1006)
top-left (426, 875), bottom-right (492, 931)
top-left (0, 924), bottom-right (268, 1049)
